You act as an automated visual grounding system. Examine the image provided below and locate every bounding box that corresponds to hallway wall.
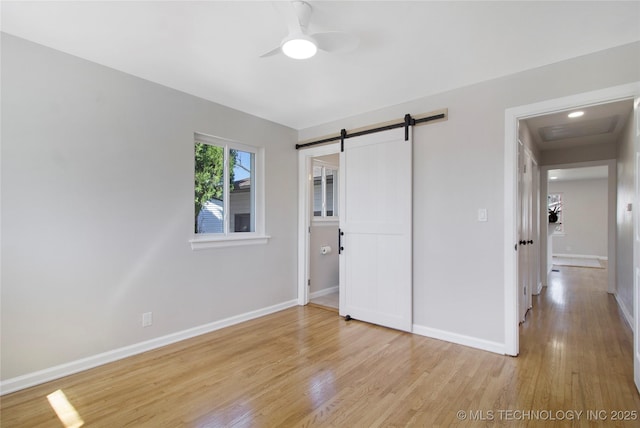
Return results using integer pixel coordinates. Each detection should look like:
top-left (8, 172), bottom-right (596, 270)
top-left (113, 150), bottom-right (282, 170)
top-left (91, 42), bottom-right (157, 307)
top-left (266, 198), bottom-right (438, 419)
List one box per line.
top-left (616, 108), bottom-right (636, 320)
top-left (309, 224), bottom-right (339, 294)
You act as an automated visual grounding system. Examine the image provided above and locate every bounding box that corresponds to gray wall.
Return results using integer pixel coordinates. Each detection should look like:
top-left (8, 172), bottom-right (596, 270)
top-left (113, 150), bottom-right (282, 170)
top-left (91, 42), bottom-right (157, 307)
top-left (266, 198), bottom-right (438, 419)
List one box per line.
top-left (617, 109), bottom-right (636, 319)
top-left (549, 178), bottom-right (608, 257)
top-left (299, 41), bottom-right (640, 345)
top-left (1, 34), bottom-right (298, 380)
top-left (309, 224), bottom-right (339, 293)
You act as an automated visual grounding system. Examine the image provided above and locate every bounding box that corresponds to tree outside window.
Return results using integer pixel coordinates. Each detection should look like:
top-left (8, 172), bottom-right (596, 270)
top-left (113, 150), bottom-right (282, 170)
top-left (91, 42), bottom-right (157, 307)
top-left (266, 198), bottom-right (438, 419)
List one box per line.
top-left (194, 137), bottom-right (255, 235)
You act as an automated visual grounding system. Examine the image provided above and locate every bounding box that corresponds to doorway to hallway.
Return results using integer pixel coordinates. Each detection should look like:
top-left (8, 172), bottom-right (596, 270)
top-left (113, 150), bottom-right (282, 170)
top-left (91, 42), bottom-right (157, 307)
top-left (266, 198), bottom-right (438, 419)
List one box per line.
top-left (504, 82), bottom-right (640, 393)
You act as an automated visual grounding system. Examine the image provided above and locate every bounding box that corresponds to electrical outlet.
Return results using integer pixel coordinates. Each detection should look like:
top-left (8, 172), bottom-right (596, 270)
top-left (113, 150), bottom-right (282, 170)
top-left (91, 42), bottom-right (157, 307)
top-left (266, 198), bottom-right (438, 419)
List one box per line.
top-left (142, 312), bottom-right (152, 327)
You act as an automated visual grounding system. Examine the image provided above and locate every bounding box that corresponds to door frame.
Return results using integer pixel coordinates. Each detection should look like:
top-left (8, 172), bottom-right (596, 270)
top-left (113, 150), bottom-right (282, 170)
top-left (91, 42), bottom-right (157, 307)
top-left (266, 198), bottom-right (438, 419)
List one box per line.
top-left (504, 81), bottom-right (640, 356)
top-left (297, 142), bottom-right (341, 305)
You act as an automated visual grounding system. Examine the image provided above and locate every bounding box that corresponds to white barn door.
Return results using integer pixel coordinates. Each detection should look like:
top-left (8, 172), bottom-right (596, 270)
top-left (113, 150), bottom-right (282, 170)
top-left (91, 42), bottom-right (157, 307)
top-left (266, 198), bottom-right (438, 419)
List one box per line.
top-left (339, 128), bottom-right (412, 332)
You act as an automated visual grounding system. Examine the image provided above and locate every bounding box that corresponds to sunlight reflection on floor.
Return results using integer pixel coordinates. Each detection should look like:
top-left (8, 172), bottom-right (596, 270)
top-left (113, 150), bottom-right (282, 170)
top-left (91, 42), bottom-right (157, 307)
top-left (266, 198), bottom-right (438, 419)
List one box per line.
top-left (46, 389), bottom-right (84, 428)
top-left (548, 283), bottom-right (566, 306)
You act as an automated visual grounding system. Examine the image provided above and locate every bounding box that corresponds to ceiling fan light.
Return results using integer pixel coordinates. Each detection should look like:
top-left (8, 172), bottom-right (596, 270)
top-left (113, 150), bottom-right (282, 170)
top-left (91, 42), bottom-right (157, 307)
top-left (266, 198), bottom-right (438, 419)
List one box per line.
top-left (282, 37), bottom-right (317, 60)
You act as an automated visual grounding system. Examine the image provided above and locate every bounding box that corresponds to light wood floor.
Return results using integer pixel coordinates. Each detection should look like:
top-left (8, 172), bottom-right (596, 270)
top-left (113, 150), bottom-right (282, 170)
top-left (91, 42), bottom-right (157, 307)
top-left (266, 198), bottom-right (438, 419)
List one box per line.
top-left (2, 265), bottom-right (639, 427)
top-left (309, 291), bottom-right (339, 312)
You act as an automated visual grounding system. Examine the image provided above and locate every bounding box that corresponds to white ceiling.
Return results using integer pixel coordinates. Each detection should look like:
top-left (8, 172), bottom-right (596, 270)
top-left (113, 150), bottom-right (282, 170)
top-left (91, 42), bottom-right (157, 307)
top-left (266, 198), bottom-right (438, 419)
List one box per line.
top-left (2, 1), bottom-right (639, 130)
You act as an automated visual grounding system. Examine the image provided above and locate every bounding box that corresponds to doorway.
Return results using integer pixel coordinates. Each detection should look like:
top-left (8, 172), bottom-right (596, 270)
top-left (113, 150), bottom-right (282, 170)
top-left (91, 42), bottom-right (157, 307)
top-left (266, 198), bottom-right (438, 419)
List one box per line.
top-left (297, 143), bottom-right (341, 308)
top-left (308, 154), bottom-right (340, 311)
top-left (546, 165), bottom-right (610, 272)
top-left (504, 83), bottom-right (639, 386)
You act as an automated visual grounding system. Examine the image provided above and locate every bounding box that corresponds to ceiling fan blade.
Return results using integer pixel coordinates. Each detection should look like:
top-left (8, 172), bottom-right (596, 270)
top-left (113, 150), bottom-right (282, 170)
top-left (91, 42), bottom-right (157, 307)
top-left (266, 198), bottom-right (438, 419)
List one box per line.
top-left (260, 45), bottom-right (282, 58)
top-left (312, 31), bottom-right (359, 53)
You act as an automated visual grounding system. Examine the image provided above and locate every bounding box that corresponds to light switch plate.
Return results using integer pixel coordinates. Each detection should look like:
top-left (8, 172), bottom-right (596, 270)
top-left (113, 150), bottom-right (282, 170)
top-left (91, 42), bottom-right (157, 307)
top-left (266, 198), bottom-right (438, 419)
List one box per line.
top-left (478, 208), bottom-right (488, 222)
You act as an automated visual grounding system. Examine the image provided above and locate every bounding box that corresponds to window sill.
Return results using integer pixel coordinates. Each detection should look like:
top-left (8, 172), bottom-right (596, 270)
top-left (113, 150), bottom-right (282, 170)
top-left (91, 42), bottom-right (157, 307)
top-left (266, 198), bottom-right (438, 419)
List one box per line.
top-left (312, 218), bottom-right (339, 226)
top-left (189, 234), bottom-right (271, 250)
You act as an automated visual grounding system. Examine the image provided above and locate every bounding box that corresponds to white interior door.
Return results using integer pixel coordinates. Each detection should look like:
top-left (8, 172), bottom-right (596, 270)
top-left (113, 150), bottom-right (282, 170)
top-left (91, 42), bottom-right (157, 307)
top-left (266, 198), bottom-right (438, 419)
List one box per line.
top-left (525, 151), bottom-right (534, 312)
top-left (339, 128), bottom-right (412, 332)
top-left (517, 142), bottom-right (533, 323)
top-left (531, 161), bottom-right (540, 297)
top-left (633, 96), bottom-right (640, 393)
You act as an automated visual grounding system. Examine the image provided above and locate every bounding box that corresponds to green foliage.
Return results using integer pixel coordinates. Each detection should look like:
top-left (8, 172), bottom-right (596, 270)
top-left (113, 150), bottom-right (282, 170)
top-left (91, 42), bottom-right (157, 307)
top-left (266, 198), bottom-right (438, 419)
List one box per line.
top-left (194, 143), bottom-right (237, 232)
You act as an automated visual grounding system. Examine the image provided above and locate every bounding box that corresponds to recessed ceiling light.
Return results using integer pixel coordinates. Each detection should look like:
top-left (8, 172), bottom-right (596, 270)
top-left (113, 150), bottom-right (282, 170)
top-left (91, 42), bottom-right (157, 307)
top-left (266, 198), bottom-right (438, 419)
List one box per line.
top-left (550, 176), bottom-right (558, 180)
top-left (568, 111), bottom-right (584, 118)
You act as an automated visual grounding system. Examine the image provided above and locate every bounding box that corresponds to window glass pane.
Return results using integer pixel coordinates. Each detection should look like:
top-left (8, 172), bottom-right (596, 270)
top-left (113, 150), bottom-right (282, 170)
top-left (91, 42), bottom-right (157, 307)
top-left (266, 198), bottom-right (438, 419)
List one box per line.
top-left (325, 168), bottom-right (337, 217)
top-left (313, 166), bottom-right (322, 216)
top-left (230, 149), bottom-right (255, 232)
top-left (195, 143), bottom-right (224, 234)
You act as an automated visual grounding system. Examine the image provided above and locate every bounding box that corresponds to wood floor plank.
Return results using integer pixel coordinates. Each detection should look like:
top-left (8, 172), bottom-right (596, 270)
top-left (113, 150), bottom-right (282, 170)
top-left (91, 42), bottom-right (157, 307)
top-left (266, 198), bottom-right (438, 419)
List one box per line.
top-left (2, 264), bottom-right (639, 427)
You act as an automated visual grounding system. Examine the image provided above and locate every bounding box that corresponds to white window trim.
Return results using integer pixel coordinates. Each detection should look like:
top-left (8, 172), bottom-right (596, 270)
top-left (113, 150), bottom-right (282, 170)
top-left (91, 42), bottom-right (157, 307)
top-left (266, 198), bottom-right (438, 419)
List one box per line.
top-left (190, 233), bottom-right (270, 249)
top-left (190, 133), bottom-right (269, 250)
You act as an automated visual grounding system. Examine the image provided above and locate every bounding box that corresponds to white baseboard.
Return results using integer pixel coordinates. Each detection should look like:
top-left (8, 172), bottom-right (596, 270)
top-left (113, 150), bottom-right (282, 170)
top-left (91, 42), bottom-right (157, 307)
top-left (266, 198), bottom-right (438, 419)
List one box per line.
top-left (412, 324), bottom-right (505, 355)
top-left (309, 285), bottom-right (339, 299)
top-left (0, 299), bottom-right (298, 396)
top-left (614, 293), bottom-right (633, 331)
top-left (553, 253), bottom-right (607, 261)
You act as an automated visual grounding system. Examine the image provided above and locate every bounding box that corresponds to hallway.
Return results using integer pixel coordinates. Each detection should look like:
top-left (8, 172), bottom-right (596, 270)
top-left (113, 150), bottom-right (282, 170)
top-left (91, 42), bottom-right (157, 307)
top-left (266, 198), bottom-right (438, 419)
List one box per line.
top-left (518, 263), bottom-right (638, 416)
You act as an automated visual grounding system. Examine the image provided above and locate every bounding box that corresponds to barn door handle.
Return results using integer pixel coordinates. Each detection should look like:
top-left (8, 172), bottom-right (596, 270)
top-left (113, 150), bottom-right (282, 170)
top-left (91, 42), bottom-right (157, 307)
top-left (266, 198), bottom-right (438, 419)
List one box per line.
top-left (338, 229), bottom-right (344, 254)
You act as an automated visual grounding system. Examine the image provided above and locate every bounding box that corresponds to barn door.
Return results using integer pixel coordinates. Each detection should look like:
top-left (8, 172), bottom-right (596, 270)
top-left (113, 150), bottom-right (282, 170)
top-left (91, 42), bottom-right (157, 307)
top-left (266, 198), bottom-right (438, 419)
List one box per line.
top-left (339, 128), bottom-right (412, 332)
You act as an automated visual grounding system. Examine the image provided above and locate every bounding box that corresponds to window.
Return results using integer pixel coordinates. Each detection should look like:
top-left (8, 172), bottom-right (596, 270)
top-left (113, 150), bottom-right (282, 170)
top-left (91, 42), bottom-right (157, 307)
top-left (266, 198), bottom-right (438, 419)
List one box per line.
top-left (191, 133), bottom-right (267, 249)
top-left (548, 193), bottom-right (564, 234)
top-left (313, 161), bottom-right (338, 218)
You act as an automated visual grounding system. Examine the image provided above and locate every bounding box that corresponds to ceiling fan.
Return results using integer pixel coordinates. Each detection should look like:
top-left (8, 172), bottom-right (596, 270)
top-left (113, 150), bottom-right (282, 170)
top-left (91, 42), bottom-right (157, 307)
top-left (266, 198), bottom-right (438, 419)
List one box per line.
top-left (260, 1), bottom-right (359, 60)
